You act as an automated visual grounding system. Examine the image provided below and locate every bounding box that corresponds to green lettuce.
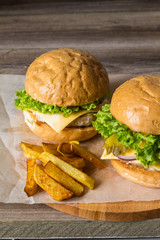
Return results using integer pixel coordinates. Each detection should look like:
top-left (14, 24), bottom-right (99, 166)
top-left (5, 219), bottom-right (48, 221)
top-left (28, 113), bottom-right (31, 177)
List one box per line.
top-left (15, 89), bottom-right (102, 117)
top-left (92, 104), bottom-right (160, 167)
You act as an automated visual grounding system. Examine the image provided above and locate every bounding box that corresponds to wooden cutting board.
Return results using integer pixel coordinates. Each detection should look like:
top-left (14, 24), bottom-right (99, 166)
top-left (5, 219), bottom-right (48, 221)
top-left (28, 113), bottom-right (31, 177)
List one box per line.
top-left (47, 200), bottom-right (160, 221)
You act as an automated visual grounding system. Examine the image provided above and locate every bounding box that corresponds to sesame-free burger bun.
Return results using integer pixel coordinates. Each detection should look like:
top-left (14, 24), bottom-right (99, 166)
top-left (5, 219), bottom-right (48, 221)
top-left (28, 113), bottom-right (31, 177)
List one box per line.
top-left (111, 159), bottom-right (160, 188)
top-left (25, 48), bottom-right (109, 106)
top-left (109, 75), bottom-right (160, 188)
top-left (24, 111), bottom-right (97, 142)
top-left (110, 75), bottom-right (160, 135)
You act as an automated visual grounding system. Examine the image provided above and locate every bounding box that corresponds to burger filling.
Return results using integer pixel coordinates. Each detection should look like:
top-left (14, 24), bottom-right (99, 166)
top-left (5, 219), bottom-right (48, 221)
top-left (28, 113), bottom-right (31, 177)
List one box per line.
top-left (24, 110), bottom-right (96, 129)
top-left (15, 89), bottom-right (103, 133)
top-left (92, 104), bottom-right (160, 171)
top-left (68, 113), bottom-right (96, 127)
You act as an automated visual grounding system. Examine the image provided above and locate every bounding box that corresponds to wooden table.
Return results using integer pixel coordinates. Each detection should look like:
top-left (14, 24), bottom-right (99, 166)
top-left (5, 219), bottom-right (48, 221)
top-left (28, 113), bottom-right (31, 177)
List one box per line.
top-left (1, 0), bottom-right (160, 238)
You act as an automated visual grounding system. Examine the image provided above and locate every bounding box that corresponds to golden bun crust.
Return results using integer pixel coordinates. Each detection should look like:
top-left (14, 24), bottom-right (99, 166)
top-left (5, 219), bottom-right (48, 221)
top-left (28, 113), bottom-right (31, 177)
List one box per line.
top-left (111, 159), bottom-right (160, 188)
top-left (25, 48), bottom-right (109, 106)
top-left (110, 75), bottom-right (160, 135)
top-left (24, 111), bottom-right (97, 142)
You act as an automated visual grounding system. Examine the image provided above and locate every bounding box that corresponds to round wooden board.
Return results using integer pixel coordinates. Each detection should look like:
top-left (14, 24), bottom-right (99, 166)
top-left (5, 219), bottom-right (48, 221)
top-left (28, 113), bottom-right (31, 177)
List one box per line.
top-left (47, 200), bottom-right (160, 221)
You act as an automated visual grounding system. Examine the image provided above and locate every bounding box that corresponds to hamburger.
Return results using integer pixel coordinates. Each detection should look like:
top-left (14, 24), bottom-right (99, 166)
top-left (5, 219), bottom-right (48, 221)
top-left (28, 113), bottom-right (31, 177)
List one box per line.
top-left (15, 48), bottom-right (109, 142)
top-left (92, 75), bottom-right (160, 188)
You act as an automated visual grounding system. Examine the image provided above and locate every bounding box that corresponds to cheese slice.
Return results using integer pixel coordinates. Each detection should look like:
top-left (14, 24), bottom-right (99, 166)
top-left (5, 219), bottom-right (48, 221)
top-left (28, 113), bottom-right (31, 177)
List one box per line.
top-left (32, 109), bottom-right (95, 133)
top-left (101, 148), bottom-right (160, 171)
top-left (101, 150), bottom-right (118, 160)
top-left (29, 100), bottom-right (105, 133)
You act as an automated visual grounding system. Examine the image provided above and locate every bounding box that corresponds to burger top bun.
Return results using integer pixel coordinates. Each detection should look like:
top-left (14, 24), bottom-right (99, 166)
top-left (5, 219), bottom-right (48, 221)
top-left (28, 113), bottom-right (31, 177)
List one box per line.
top-left (25, 48), bottom-right (109, 107)
top-left (110, 75), bottom-right (160, 135)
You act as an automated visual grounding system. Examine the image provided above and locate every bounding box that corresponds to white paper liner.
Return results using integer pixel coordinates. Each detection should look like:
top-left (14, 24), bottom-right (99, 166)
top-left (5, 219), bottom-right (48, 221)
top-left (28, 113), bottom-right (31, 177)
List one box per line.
top-left (1, 74), bottom-right (160, 204)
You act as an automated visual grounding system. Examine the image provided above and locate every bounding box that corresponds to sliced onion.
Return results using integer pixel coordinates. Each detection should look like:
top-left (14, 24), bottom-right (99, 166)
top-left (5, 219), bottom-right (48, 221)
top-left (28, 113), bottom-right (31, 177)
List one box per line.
top-left (117, 155), bottom-right (136, 161)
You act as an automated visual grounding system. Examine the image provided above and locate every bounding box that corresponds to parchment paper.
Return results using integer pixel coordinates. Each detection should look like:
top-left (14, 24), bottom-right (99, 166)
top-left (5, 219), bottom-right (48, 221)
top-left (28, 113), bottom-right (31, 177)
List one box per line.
top-left (1, 74), bottom-right (160, 204)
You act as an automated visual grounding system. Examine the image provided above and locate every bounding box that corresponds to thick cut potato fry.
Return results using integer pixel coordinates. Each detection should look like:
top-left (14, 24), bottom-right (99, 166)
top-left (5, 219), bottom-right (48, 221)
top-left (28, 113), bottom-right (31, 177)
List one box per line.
top-left (23, 152), bottom-right (30, 159)
top-left (34, 164), bottom-right (73, 201)
top-left (39, 152), bottom-right (95, 189)
top-left (71, 143), bottom-right (107, 170)
top-left (24, 159), bottom-right (38, 197)
top-left (57, 143), bottom-right (74, 157)
top-left (42, 143), bottom-right (60, 156)
top-left (60, 156), bottom-right (85, 169)
top-left (42, 143), bottom-right (85, 169)
top-left (44, 161), bottom-right (84, 196)
top-left (21, 142), bottom-right (43, 159)
top-left (41, 155), bottom-right (85, 169)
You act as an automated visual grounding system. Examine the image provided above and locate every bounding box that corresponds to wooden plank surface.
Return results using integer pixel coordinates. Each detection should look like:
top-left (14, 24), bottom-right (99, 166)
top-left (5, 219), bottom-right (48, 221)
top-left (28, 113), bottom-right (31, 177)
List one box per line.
top-left (1, 219), bottom-right (160, 238)
top-left (1, 218), bottom-right (160, 238)
top-left (1, 0), bottom-right (160, 238)
top-left (1, 0), bottom-right (160, 15)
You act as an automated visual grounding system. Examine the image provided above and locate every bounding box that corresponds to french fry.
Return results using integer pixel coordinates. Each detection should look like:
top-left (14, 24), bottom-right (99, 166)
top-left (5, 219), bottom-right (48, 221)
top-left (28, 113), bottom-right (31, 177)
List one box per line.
top-left (44, 161), bottom-right (84, 196)
top-left (24, 159), bottom-right (38, 197)
top-left (57, 143), bottom-right (74, 157)
top-left (34, 163), bottom-right (73, 201)
top-left (20, 142), bottom-right (43, 159)
top-left (38, 152), bottom-right (95, 189)
top-left (23, 152), bottom-right (30, 158)
top-left (42, 143), bottom-right (60, 156)
top-left (70, 143), bottom-right (107, 170)
top-left (41, 156), bottom-right (85, 169)
top-left (60, 156), bottom-right (86, 169)
top-left (42, 143), bottom-right (85, 169)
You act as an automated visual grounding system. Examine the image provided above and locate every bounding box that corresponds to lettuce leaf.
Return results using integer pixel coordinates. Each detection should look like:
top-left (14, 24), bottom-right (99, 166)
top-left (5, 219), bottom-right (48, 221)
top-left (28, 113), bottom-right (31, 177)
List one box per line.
top-left (15, 89), bottom-right (102, 117)
top-left (92, 104), bottom-right (160, 167)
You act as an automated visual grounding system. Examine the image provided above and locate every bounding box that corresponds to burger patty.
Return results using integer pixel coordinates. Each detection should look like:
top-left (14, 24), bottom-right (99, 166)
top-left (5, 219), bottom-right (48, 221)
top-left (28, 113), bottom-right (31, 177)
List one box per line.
top-left (68, 113), bottom-right (96, 127)
top-left (28, 110), bottom-right (96, 128)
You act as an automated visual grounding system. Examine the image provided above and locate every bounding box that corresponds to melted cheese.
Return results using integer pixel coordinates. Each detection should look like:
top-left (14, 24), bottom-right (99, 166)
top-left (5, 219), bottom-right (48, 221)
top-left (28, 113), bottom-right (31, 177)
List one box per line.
top-left (28, 101), bottom-right (105, 133)
top-left (101, 150), bottom-right (118, 160)
top-left (32, 109), bottom-right (96, 133)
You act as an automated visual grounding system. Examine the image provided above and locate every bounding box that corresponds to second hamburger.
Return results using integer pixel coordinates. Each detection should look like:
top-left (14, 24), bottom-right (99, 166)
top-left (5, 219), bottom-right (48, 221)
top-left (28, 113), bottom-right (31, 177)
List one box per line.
top-left (93, 75), bottom-right (160, 188)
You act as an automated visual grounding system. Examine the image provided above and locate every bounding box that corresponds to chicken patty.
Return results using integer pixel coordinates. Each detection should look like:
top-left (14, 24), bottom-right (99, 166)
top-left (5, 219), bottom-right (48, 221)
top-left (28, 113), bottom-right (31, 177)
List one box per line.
top-left (68, 113), bottom-right (96, 127)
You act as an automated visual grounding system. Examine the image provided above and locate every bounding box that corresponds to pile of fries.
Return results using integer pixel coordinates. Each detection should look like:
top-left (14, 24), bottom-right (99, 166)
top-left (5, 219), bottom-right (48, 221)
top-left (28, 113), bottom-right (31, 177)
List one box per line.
top-left (20, 141), bottom-right (106, 201)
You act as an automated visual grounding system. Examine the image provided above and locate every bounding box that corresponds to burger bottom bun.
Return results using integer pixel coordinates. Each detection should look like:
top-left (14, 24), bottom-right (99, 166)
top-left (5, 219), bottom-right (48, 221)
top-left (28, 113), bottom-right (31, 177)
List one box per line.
top-left (111, 159), bottom-right (160, 188)
top-left (24, 111), bottom-right (97, 142)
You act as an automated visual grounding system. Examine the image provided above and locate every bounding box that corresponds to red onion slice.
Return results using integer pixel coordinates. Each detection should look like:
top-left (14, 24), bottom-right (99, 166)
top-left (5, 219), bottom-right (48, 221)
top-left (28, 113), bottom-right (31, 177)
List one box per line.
top-left (117, 155), bottom-right (136, 161)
